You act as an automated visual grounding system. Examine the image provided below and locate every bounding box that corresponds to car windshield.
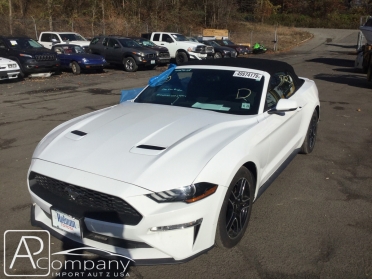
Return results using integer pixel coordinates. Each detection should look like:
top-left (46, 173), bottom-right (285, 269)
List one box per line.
top-left (171, 34), bottom-right (188, 41)
top-left (60, 33), bottom-right (86, 41)
top-left (119, 39), bottom-right (141, 48)
top-left (8, 38), bottom-right (44, 49)
top-left (134, 68), bottom-right (264, 115)
top-left (137, 39), bottom-right (156, 47)
top-left (220, 40), bottom-right (235, 46)
top-left (62, 46), bottom-right (85, 54)
top-left (208, 41), bottom-right (220, 47)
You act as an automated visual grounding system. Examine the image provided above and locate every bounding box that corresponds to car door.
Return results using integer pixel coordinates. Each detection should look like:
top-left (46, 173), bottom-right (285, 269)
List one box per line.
top-left (159, 34), bottom-right (176, 57)
top-left (258, 72), bottom-right (305, 183)
top-left (39, 33), bottom-right (53, 48)
top-left (105, 38), bottom-right (122, 63)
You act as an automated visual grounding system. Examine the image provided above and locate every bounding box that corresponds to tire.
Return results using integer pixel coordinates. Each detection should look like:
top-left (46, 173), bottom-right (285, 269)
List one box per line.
top-left (175, 52), bottom-right (188, 65)
top-left (71, 61), bottom-right (81, 75)
top-left (300, 109), bottom-right (318, 154)
top-left (215, 166), bottom-right (254, 249)
top-left (367, 57), bottom-right (372, 82)
top-left (123, 57), bottom-right (138, 72)
top-left (214, 52), bottom-right (223, 59)
top-left (362, 53), bottom-right (370, 74)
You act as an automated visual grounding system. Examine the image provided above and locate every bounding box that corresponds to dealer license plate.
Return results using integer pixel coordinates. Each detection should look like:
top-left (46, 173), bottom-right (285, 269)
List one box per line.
top-left (51, 209), bottom-right (82, 238)
top-left (151, 60), bottom-right (155, 64)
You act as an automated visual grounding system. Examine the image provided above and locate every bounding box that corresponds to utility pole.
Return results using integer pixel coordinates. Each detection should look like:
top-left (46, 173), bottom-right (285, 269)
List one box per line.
top-left (9, 0), bottom-right (12, 35)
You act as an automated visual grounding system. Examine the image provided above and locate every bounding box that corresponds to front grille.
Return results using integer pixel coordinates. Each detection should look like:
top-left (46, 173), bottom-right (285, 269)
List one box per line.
top-left (35, 54), bottom-right (56, 61)
top-left (159, 52), bottom-right (170, 58)
top-left (195, 45), bottom-right (206, 53)
top-left (146, 53), bottom-right (156, 58)
top-left (29, 172), bottom-right (142, 225)
top-left (206, 46), bottom-right (213, 53)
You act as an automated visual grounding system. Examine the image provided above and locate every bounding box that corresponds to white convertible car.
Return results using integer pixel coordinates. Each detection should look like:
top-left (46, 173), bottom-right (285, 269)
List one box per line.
top-left (28, 59), bottom-right (319, 264)
top-left (0, 57), bottom-right (20, 81)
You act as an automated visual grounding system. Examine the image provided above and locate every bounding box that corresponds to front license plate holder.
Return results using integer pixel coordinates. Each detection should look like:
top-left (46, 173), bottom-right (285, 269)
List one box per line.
top-left (51, 208), bottom-right (82, 238)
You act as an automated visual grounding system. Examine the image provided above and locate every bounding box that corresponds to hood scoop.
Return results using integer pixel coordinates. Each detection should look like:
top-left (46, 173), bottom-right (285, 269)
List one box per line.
top-left (130, 144), bottom-right (167, 156)
top-left (65, 130), bottom-right (88, 141)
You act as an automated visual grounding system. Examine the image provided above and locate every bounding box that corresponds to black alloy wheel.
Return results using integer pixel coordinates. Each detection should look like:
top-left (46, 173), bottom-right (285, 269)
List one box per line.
top-left (215, 166), bottom-right (254, 248)
top-left (300, 109), bottom-right (318, 154)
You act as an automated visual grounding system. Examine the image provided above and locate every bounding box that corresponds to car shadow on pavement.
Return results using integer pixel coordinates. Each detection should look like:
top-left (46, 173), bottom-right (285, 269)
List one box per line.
top-left (314, 73), bottom-right (372, 89)
top-left (306, 58), bottom-right (354, 68)
top-left (325, 43), bottom-right (357, 49)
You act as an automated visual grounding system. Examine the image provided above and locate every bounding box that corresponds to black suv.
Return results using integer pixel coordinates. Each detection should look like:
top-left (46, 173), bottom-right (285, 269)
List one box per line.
top-left (128, 37), bottom-right (170, 65)
top-left (89, 36), bottom-right (159, 72)
top-left (0, 36), bottom-right (60, 77)
top-left (199, 40), bottom-right (237, 59)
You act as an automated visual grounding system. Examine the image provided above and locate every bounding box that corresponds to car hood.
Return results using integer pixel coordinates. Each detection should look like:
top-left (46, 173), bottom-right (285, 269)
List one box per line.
top-left (145, 45), bottom-right (169, 52)
top-left (33, 102), bottom-right (257, 192)
top-left (0, 57), bottom-right (17, 64)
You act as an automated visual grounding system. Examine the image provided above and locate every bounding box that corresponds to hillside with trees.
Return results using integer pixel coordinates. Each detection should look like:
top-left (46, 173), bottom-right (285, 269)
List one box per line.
top-left (0, 0), bottom-right (371, 38)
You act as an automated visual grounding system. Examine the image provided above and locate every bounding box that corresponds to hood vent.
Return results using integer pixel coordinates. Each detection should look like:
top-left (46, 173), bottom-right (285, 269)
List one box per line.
top-left (71, 130), bottom-right (87, 136)
top-left (136, 145), bottom-right (165, 151)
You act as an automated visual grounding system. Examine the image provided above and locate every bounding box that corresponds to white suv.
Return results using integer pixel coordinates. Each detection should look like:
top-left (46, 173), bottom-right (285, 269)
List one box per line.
top-left (0, 57), bottom-right (20, 81)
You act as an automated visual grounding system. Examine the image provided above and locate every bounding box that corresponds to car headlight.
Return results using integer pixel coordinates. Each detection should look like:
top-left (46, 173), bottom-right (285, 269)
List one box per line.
top-left (156, 51), bottom-right (160, 56)
top-left (82, 58), bottom-right (89, 62)
top-left (8, 63), bottom-right (17, 68)
top-left (133, 52), bottom-right (144, 57)
top-left (20, 54), bottom-right (33, 58)
top-left (187, 47), bottom-right (196, 52)
top-left (146, 182), bottom-right (218, 203)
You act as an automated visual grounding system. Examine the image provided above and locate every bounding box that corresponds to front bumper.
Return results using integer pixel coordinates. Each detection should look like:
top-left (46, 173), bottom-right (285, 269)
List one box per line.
top-left (79, 62), bottom-right (108, 70)
top-left (28, 159), bottom-right (223, 264)
top-left (0, 69), bottom-right (20, 80)
top-left (22, 59), bottom-right (60, 74)
top-left (188, 52), bottom-right (207, 60)
top-left (135, 57), bottom-right (159, 66)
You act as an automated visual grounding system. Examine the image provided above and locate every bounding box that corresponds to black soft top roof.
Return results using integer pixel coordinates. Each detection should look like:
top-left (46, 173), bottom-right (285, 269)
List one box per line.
top-left (183, 58), bottom-right (302, 86)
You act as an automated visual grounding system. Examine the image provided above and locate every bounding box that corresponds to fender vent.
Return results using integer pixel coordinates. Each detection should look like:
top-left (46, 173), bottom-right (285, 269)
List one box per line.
top-left (71, 130), bottom-right (87, 136)
top-left (136, 145), bottom-right (165, 151)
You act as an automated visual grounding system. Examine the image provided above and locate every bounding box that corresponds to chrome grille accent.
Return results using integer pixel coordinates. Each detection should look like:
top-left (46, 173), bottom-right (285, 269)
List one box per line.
top-left (35, 54), bottom-right (56, 61)
top-left (206, 46), bottom-right (213, 53)
top-left (195, 45), bottom-right (206, 53)
top-left (146, 53), bottom-right (156, 58)
top-left (159, 52), bottom-right (170, 58)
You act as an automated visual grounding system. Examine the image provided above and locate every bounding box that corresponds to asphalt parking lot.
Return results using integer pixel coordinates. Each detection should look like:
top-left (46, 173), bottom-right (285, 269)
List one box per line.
top-left (1, 28), bottom-right (371, 279)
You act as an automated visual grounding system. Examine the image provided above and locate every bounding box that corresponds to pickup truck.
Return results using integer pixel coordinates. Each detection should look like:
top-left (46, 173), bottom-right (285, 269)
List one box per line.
top-left (38, 32), bottom-right (90, 50)
top-left (141, 32), bottom-right (208, 65)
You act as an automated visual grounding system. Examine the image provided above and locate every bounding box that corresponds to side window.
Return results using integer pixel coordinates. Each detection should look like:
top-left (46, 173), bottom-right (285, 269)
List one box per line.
top-left (108, 39), bottom-right (118, 48)
top-left (0, 40), bottom-right (6, 49)
top-left (153, 33), bottom-right (160, 41)
top-left (40, 33), bottom-right (51, 42)
top-left (268, 72), bottom-right (296, 99)
top-left (102, 38), bottom-right (108, 46)
top-left (162, 34), bottom-right (172, 43)
top-left (51, 34), bottom-right (60, 43)
top-left (90, 37), bottom-right (99, 45)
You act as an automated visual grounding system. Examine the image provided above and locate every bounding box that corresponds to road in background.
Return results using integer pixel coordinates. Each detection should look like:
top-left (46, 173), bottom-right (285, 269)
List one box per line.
top-left (0, 29), bottom-right (371, 279)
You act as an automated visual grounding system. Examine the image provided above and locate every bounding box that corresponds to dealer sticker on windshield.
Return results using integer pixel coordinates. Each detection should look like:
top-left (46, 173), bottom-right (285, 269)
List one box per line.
top-left (233, 71), bottom-right (262, 81)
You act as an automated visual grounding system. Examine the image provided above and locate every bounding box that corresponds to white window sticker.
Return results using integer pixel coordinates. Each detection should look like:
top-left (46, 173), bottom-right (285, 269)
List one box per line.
top-left (241, 103), bottom-right (251, 109)
top-left (233, 71), bottom-right (262, 81)
top-left (10, 40), bottom-right (17, 45)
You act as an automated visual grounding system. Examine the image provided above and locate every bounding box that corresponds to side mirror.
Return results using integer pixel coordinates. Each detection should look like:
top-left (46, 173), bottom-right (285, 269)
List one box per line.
top-left (268, 99), bottom-right (298, 115)
top-left (114, 43), bottom-right (120, 48)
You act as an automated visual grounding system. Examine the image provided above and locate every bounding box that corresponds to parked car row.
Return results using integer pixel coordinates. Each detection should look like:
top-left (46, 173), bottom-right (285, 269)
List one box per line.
top-left (0, 31), bottom-right (253, 81)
